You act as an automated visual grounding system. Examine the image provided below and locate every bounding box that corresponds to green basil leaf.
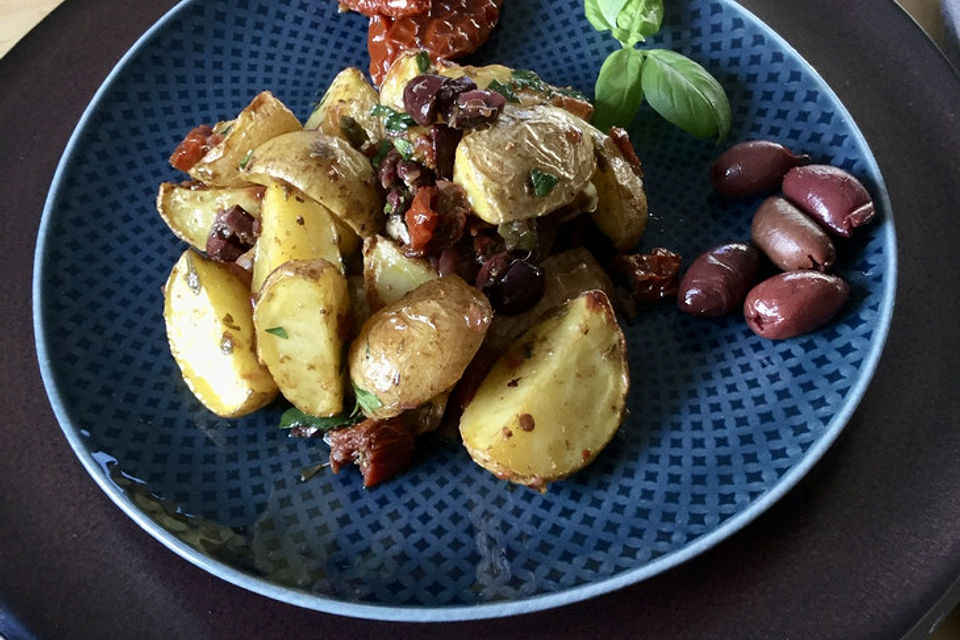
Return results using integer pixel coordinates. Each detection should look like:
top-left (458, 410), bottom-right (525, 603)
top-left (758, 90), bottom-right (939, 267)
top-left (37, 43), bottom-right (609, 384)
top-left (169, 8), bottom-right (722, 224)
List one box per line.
top-left (279, 406), bottom-right (361, 432)
top-left (585, 0), bottom-right (629, 32)
top-left (613, 0), bottom-right (664, 46)
top-left (353, 384), bottom-right (383, 415)
top-left (265, 326), bottom-right (288, 339)
top-left (529, 168), bottom-right (560, 196)
top-left (640, 49), bottom-right (731, 141)
top-left (385, 111), bottom-right (416, 132)
top-left (592, 47), bottom-right (646, 131)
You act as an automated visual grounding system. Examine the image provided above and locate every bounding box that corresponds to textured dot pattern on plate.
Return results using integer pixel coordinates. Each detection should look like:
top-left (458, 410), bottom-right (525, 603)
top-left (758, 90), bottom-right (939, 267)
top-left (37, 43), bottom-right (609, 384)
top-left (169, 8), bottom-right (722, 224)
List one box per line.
top-left (34, 0), bottom-right (894, 619)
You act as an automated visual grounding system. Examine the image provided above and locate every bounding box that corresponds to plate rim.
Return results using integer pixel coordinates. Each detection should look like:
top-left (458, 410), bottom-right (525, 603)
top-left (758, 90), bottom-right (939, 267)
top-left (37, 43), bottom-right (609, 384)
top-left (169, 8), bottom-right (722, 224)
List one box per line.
top-left (31, 0), bottom-right (898, 622)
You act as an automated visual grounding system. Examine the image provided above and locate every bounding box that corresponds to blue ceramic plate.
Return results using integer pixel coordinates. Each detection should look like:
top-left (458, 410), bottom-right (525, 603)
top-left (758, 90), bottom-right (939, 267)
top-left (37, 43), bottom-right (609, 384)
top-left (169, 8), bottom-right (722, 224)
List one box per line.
top-left (34, 0), bottom-right (895, 621)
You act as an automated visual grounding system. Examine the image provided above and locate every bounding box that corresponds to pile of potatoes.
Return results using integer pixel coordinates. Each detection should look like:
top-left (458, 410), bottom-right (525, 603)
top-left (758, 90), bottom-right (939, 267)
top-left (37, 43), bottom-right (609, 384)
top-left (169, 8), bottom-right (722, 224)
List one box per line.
top-left (158, 54), bottom-right (648, 490)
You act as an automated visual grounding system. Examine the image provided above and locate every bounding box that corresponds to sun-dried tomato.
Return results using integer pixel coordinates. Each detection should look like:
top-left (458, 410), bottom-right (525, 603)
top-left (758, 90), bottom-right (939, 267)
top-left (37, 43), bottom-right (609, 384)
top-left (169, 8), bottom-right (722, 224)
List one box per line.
top-left (367, 0), bottom-right (503, 85)
top-left (405, 186), bottom-right (439, 252)
top-left (169, 125), bottom-right (223, 173)
top-left (339, 0), bottom-right (432, 17)
top-left (327, 417), bottom-right (415, 488)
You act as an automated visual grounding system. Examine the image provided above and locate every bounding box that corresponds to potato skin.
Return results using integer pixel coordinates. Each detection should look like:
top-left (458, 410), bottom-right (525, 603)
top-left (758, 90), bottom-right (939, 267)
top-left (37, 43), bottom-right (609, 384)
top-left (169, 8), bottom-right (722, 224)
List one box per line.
top-left (349, 276), bottom-right (492, 420)
top-left (453, 104), bottom-right (597, 224)
top-left (156, 182), bottom-right (264, 251)
top-left (459, 290), bottom-right (629, 491)
top-left (188, 91), bottom-right (301, 187)
top-left (241, 130), bottom-right (382, 239)
top-left (253, 259), bottom-right (351, 417)
top-left (163, 249), bottom-right (278, 417)
top-left (305, 67), bottom-right (382, 142)
top-left (590, 133), bottom-right (648, 251)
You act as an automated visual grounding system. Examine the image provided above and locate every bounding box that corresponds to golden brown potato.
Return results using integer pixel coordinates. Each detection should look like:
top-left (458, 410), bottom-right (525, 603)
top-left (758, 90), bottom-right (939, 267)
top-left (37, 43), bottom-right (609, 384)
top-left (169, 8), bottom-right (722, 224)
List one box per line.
top-left (590, 133), bottom-right (649, 251)
top-left (305, 67), bottom-right (382, 143)
top-left (156, 182), bottom-right (264, 251)
top-left (454, 105), bottom-right (597, 224)
top-left (163, 249), bottom-right (278, 417)
top-left (349, 276), bottom-right (492, 420)
top-left (459, 290), bottom-right (629, 491)
top-left (253, 259), bottom-right (351, 417)
top-left (362, 235), bottom-right (437, 310)
top-left (241, 130), bottom-right (382, 238)
top-left (484, 247), bottom-right (616, 354)
top-left (251, 182), bottom-right (343, 293)
top-left (188, 91), bottom-right (301, 187)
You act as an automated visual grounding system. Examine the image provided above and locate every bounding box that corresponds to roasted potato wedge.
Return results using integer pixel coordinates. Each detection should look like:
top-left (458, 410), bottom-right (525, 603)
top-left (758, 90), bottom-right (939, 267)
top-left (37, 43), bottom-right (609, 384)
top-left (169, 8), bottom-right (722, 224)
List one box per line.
top-left (156, 182), bottom-right (264, 251)
top-left (251, 182), bottom-right (344, 293)
top-left (349, 276), bottom-right (492, 420)
top-left (454, 105), bottom-right (597, 224)
top-left (362, 235), bottom-right (437, 310)
top-left (305, 67), bottom-right (382, 143)
top-left (590, 133), bottom-right (649, 251)
top-left (241, 130), bottom-right (382, 238)
top-left (460, 290), bottom-right (629, 491)
top-left (484, 247), bottom-right (616, 354)
top-left (253, 259), bottom-right (351, 417)
top-left (163, 249), bottom-right (278, 417)
top-left (188, 91), bottom-right (301, 187)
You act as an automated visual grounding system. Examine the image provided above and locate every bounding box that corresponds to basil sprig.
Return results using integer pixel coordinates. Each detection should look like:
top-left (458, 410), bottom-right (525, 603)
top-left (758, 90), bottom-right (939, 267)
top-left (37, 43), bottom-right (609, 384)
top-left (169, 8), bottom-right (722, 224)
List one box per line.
top-left (586, 0), bottom-right (730, 140)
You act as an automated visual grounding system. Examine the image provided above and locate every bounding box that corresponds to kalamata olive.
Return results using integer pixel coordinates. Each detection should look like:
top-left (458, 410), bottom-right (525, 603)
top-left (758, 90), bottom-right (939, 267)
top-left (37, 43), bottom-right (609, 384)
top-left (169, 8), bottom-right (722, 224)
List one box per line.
top-left (744, 271), bottom-right (850, 339)
top-left (436, 76), bottom-right (477, 120)
top-left (384, 186), bottom-right (410, 216)
top-left (206, 204), bottom-right (257, 263)
top-left (378, 148), bottom-right (402, 189)
top-left (782, 164), bottom-right (876, 237)
top-left (430, 124), bottom-right (462, 180)
top-left (711, 140), bottom-right (808, 198)
top-left (677, 242), bottom-right (760, 317)
top-left (396, 159), bottom-right (434, 189)
top-left (448, 89), bottom-right (506, 129)
top-left (751, 196), bottom-right (835, 272)
top-left (475, 251), bottom-right (545, 315)
top-left (403, 74), bottom-right (449, 126)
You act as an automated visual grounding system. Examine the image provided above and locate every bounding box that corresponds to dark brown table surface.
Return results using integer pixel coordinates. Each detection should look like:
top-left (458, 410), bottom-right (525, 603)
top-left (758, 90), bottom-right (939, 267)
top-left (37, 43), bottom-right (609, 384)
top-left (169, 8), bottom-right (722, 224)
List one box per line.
top-left (2, 1), bottom-right (959, 638)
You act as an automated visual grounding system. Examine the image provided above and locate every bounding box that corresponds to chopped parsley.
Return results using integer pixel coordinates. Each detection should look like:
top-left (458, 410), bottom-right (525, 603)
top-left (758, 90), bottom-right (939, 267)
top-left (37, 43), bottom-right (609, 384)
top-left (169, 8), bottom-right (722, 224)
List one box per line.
top-left (238, 148), bottom-right (253, 170)
top-left (392, 137), bottom-right (415, 160)
top-left (370, 140), bottom-right (393, 169)
top-left (487, 79), bottom-right (519, 103)
top-left (415, 50), bottom-right (432, 74)
top-left (530, 168), bottom-right (560, 196)
top-left (265, 326), bottom-right (288, 339)
top-left (371, 103), bottom-right (417, 132)
top-left (353, 384), bottom-right (383, 415)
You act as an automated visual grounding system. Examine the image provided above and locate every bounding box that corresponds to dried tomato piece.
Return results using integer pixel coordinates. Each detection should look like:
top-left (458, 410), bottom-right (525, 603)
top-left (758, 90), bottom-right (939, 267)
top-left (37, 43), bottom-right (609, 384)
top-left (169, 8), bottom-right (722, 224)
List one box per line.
top-left (609, 127), bottom-right (644, 178)
top-left (368, 0), bottom-right (503, 85)
top-left (405, 186), bottom-right (439, 252)
top-left (327, 417), bottom-right (415, 488)
top-left (612, 248), bottom-right (682, 304)
top-left (169, 125), bottom-right (223, 173)
top-left (339, 0), bottom-right (431, 17)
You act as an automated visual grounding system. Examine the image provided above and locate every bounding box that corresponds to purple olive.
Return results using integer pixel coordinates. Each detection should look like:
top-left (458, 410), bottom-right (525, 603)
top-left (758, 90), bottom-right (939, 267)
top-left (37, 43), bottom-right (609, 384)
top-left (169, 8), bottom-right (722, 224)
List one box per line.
top-left (448, 90), bottom-right (506, 129)
top-left (475, 251), bottom-right (545, 315)
top-left (711, 140), bottom-right (808, 198)
top-left (430, 124), bottom-right (462, 180)
top-left (751, 196), bottom-right (835, 272)
top-left (206, 204), bottom-right (257, 263)
top-left (403, 74), bottom-right (449, 126)
top-left (677, 242), bottom-right (760, 317)
top-left (782, 164), bottom-right (876, 237)
top-left (744, 271), bottom-right (850, 339)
